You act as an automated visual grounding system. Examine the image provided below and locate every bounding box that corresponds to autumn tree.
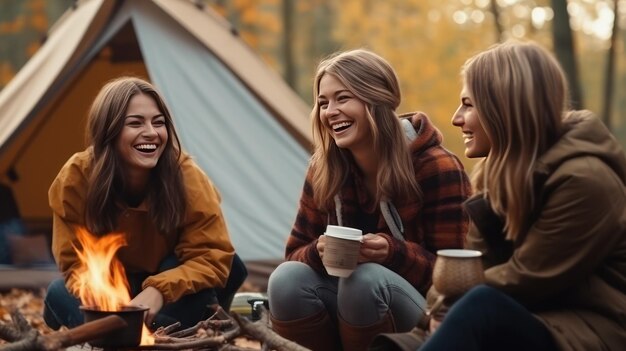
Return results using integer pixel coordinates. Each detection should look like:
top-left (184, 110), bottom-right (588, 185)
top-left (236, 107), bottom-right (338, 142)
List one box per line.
top-left (602, 0), bottom-right (619, 129)
top-left (551, 0), bottom-right (584, 109)
top-left (0, 0), bottom-right (71, 89)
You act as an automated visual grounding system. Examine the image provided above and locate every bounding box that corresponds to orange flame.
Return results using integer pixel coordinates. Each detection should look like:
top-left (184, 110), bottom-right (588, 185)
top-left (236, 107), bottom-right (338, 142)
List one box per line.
top-left (72, 228), bottom-right (130, 310)
top-left (72, 227), bottom-right (154, 345)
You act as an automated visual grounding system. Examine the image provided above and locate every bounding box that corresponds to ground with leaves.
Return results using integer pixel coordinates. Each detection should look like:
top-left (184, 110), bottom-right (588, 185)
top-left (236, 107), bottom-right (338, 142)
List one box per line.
top-left (0, 288), bottom-right (262, 349)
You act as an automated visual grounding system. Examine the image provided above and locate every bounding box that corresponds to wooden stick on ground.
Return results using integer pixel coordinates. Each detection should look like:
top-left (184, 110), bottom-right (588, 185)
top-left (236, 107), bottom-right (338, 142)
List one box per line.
top-left (233, 308), bottom-right (311, 351)
top-left (0, 311), bottom-right (127, 351)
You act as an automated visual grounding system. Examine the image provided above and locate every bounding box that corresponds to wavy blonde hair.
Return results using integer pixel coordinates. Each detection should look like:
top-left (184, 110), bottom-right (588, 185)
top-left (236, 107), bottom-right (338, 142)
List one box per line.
top-left (84, 76), bottom-right (185, 235)
top-left (310, 49), bottom-right (420, 209)
top-left (463, 41), bottom-right (567, 240)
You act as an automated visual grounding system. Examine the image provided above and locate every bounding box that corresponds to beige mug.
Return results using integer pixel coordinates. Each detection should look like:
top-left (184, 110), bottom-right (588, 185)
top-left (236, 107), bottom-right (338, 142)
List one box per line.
top-left (421, 249), bottom-right (484, 327)
top-left (322, 225), bottom-right (363, 278)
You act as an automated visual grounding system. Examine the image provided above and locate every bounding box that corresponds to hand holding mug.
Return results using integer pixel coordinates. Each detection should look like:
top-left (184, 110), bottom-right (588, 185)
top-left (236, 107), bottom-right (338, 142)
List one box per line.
top-left (359, 233), bottom-right (389, 263)
top-left (316, 234), bottom-right (327, 259)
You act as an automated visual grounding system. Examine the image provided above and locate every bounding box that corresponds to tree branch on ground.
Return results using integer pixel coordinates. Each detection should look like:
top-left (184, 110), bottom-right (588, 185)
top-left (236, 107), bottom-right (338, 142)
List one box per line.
top-left (0, 305), bottom-right (310, 351)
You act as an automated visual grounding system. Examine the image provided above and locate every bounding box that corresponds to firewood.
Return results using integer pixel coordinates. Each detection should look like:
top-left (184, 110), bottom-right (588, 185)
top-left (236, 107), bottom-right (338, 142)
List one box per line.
top-left (40, 314), bottom-right (127, 349)
top-left (0, 309), bottom-right (30, 342)
top-left (134, 305), bottom-right (309, 351)
top-left (0, 312), bottom-right (126, 351)
top-left (232, 308), bottom-right (310, 351)
top-left (1, 304), bottom-right (312, 351)
top-left (166, 306), bottom-right (233, 339)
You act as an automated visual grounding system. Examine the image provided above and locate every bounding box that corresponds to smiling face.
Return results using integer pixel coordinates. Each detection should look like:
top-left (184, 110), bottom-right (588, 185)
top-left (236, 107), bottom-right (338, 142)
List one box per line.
top-left (451, 83), bottom-right (491, 158)
top-left (317, 73), bottom-right (371, 153)
top-left (115, 93), bottom-right (168, 179)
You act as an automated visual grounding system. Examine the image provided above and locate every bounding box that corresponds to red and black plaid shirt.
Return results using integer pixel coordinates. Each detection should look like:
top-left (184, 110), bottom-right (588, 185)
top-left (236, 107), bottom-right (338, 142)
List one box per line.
top-left (285, 112), bottom-right (471, 294)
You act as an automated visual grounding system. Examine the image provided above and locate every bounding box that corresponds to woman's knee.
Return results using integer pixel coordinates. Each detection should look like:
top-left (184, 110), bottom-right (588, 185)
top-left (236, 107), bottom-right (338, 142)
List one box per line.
top-left (464, 285), bottom-right (500, 300)
top-left (44, 279), bottom-right (83, 329)
top-left (338, 263), bottom-right (425, 328)
top-left (45, 279), bottom-right (69, 298)
top-left (268, 261), bottom-right (333, 320)
top-left (445, 285), bottom-right (510, 325)
top-left (457, 285), bottom-right (507, 310)
top-left (340, 263), bottom-right (385, 292)
top-left (268, 261), bottom-right (315, 299)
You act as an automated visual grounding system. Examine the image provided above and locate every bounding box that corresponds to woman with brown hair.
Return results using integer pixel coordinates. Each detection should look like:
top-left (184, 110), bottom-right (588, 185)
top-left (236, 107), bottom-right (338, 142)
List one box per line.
top-left (43, 76), bottom-right (244, 330)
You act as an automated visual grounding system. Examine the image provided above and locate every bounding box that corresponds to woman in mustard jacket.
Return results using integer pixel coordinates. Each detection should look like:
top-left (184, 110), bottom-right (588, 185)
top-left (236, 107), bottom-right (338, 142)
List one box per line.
top-left (419, 41), bottom-right (626, 350)
top-left (44, 76), bottom-right (244, 330)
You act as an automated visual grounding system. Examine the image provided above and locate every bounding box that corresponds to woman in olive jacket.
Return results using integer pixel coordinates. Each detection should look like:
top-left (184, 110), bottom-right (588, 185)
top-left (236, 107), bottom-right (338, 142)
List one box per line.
top-left (420, 41), bottom-right (626, 350)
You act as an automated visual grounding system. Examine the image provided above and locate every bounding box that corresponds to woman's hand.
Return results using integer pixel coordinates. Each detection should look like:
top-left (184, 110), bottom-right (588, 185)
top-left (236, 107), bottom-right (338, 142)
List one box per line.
top-left (129, 286), bottom-right (164, 325)
top-left (429, 315), bottom-right (443, 334)
top-left (316, 234), bottom-right (327, 259)
top-left (358, 233), bottom-right (389, 263)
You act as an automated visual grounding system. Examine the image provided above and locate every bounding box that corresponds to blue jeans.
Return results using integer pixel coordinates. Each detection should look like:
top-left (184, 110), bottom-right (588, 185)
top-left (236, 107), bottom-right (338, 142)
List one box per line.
top-left (419, 285), bottom-right (556, 351)
top-left (268, 261), bottom-right (426, 331)
top-left (44, 254), bottom-right (247, 330)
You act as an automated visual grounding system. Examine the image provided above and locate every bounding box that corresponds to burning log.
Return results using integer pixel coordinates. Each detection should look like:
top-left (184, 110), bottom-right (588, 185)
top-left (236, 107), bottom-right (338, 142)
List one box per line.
top-left (0, 308), bottom-right (127, 351)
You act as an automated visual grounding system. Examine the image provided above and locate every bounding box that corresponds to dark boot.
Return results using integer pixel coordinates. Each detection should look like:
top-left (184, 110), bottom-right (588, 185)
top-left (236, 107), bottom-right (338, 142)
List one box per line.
top-left (339, 312), bottom-right (396, 351)
top-left (270, 310), bottom-right (342, 351)
top-left (368, 327), bottom-right (428, 351)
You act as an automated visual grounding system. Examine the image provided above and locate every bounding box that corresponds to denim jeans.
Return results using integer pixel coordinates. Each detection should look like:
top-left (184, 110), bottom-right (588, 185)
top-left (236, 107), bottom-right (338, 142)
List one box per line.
top-left (44, 253), bottom-right (247, 330)
top-left (268, 261), bottom-right (426, 331)
top-left (419, 285), bottom-right (556, 351)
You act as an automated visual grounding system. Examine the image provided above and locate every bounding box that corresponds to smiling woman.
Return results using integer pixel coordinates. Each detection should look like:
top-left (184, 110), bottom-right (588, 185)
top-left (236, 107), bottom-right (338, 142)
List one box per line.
top-left (267, 49), bottom-right (471, 351)
top-left (42, 76), bottom-right (245, 333)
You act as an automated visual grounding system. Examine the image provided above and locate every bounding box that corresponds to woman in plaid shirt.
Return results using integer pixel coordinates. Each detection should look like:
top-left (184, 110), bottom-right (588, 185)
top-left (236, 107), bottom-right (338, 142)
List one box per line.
top-left (267, 49), bottom-right (470, 351)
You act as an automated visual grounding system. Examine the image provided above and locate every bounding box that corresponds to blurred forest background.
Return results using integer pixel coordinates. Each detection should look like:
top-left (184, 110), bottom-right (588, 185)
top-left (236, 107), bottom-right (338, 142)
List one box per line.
top-left (1, 0), bottom-right (624, 168)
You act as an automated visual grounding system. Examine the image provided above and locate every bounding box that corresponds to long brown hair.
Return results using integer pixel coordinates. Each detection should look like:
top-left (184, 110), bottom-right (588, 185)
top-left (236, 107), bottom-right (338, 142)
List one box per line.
top-left (463, 41), bottom-right (567, 240)
top-left (310, 49), bottom-right (421, 209)
top-left (84, 76), bottom-right (186, 235)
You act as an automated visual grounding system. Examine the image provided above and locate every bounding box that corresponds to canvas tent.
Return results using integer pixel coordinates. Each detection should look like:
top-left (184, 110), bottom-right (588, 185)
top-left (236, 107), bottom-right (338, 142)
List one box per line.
top-left (0, 0), bottom-right (312, 272)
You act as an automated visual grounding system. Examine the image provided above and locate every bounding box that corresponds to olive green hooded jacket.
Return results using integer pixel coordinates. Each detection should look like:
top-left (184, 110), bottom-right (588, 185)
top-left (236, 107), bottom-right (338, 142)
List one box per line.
top-left (466, 111), bottom-right (626, 350)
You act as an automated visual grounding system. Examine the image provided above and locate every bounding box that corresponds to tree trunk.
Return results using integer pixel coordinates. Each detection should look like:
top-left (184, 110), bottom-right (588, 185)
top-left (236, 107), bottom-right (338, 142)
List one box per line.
top-left (282, 0), bottom-right (296, 89)
top-left (601, 0), bottom-right (619, 130)
top-left (489, 0), bottom-right (504, 42)
top-left (550, 0), bottom-right (583, 109)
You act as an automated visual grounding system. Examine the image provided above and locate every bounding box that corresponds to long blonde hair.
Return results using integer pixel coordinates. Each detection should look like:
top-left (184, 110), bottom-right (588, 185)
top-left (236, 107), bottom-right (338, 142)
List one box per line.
top-left (310, 49), bottom-right (420, 209)
top-left (463, 41), bottom-right (567, 240)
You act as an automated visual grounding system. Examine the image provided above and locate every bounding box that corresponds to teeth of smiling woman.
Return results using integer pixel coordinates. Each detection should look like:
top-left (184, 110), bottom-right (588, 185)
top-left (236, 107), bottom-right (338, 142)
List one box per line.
top-left (135, 144), bottom-right (157, 150)
top-left (332, 122), bottom-right (352, 131)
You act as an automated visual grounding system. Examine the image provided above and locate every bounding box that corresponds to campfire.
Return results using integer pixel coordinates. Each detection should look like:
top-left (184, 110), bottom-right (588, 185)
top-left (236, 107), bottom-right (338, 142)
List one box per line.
top-left (0, 228), bottom-right (311, 351)
top-left (71, 228), bottom-right (153, 347)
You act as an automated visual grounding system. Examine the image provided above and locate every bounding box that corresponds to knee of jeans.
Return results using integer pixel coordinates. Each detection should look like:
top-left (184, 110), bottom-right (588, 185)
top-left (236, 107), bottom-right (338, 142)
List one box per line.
top-left (268, 261), bottom-right (312, 299)
top-left (460, 285), bottom-right (500, 305)
top-left (338, 264), bottom-right (388, 310)
top-left (45, 279), bottom-right (68, 300)
top-left (267, 261), bottom-right (313, 295)
top-left (341, 263), bottom-right (383, 293)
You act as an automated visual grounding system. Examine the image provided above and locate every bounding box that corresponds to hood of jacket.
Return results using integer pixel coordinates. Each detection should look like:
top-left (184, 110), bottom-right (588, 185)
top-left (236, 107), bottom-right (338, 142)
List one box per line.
top-left (536, 110), bottom-right (626, 184)
top-left (399, 111), bottom-right (445, 155)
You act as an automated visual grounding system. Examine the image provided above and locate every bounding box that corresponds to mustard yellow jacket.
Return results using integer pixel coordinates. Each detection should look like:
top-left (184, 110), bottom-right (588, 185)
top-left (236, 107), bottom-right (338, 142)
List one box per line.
top-left (49, 149), bottom-right (235, 303)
